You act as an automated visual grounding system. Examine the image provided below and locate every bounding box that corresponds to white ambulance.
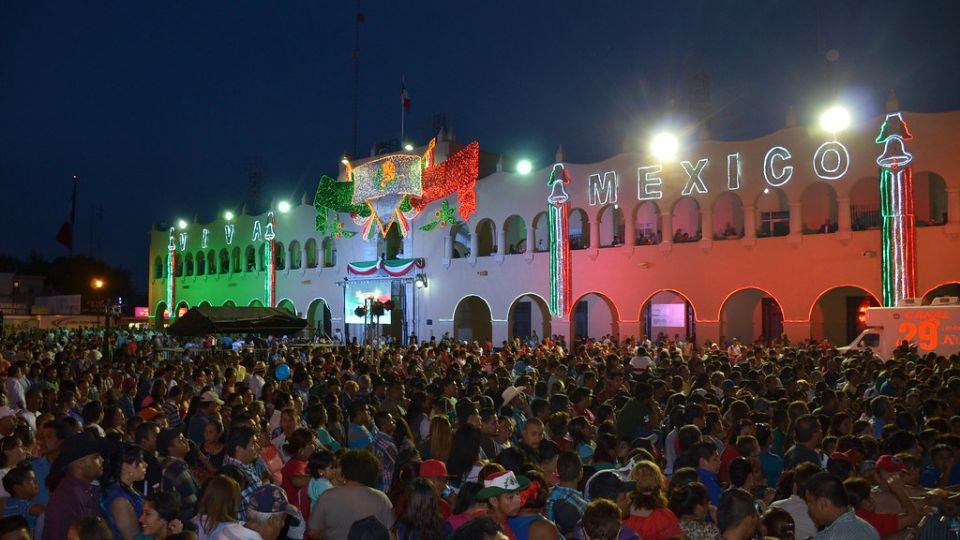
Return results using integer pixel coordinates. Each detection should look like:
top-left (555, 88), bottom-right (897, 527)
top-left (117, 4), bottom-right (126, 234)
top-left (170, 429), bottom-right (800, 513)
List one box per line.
top-left (840, 297), bottom-right (960, 359)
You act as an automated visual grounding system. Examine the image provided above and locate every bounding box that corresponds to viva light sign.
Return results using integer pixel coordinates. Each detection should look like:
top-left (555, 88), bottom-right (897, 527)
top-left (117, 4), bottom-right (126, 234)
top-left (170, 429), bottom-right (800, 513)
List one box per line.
top-left (587, 141), bottom-right (850, 205)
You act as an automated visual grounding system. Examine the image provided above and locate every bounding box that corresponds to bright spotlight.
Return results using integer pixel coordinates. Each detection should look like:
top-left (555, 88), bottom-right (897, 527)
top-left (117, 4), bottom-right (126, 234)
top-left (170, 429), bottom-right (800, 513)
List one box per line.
top-left (516, 159), bottom-right (533, 175)
top-left (341, 154), bottom-right (350, 165)
top-left (650, 133), bottom-right (679, 161)
top-left (223, 211), bottom-right (235, 221)
top-left (277, 201), bottom-right (292, 213)
top-left (176, 219), bottom-right (188, 230)
top-left (403, 143), bottom-right (414, 151)
top-left (820, 105), bottom-right (851, 133)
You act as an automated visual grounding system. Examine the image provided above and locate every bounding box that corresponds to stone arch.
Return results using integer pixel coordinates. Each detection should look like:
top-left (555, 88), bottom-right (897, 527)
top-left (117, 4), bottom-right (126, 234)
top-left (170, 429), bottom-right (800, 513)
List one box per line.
top-left (475, 218), bottom-right (497, 257)
top-left (633, 201), bottom-right (661, 245)
top-left (671, 197), bottom-right (701, 242)
top-left (531, 211), bottom-right (549, 252)
top-left (257, 244), bottom-right (265, 272)
top-left (755, 187), bottom-right (790, 237)
top-left (195, 250), bottom-right (206, 275)
top-left (507, 293), bottom-right (552, 342)
top-left (307, 298), bottom-right (333, 338)
top-left (570, 292), bottom-right (619, 342)
top-left (712, 192), bottom-right (744, 239)
top-left (220, 249), bottom-right (230, 274)
top-left (801, 182), bottom-right (839, 234)
top-left (289, 240), bottom-right (302, 269)
top-left (232, 246), bottom-right (242, 273)
top-left (719, 287), bottom-right (784, 346)
top-left (276, 298), bottom-right (297, 316)
top-left (207, 250), bottom-right (216, 275)
top-left (849, 176), bottom-right (882, 231)
top-left (915, 172), bottom-right (949, 226)
top-left (173, 254), bottom-right (183, 277)
top-left (639, 290), bottom-right (697, 343)
top-left (249, 299), bottom-right (264, 308)
top-left (305, 238), bottom-right (318, 268)
top-left (184, 252), bottom-right (194, 276)
top-left (223, 300), bottom-right (236, 307)
top-left (174, 301), bottom-right (189, 319)
top-left (453, 295), bottom-right (493, 343)
top-left (922, 282), bottom-right (960, 303)
top-left (197, 300), bottom-right (212, 308)
top-left (154, 301), bottom-right (168, 327)
top-left (245, 245), bottom-right (256, 272)
top-left (597, 204), bottom-right (625, 247)
top-left (275, 241), bottom-right (286, 270)
top-left (321, 237), bottom-right (336, 267)
top-left (503, 215), bottom-right (527, 255)
top-left (153, 256), bottom-right (164, 279)
top-left (450, 222), bottom-right (471, 258)
top-left (569, 208), bottom-right (590, 250)
top-left (809, 286), bottom-right (881, 345)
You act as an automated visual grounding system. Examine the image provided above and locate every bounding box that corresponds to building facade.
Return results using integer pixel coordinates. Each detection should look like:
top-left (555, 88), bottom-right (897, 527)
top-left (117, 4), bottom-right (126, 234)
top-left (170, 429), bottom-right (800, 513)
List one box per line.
top-left (148, 109), bottom-right (960, 347)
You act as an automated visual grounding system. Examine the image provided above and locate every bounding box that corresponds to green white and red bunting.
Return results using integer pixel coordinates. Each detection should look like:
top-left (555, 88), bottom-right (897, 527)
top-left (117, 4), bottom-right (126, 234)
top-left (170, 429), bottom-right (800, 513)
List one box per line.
top-left (346, 258), bottom-right (425, 277)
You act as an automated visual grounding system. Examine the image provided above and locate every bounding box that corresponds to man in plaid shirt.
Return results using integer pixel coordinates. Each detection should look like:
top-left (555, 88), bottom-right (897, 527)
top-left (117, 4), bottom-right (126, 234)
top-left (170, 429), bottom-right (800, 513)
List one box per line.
top-left (158, 429), bottom-right (200, 520)
top-left (222, 425), bottom-right (263, 520)
top-left (371, 411), bottom-right (398, 492)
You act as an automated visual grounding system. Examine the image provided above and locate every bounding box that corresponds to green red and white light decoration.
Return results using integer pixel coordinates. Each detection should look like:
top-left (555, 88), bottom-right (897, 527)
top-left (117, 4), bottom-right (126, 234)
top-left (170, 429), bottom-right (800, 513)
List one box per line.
top-left (264, 212), bottom-right (277, 307)
top-left (313, 139), bottom-right (480, 239)
top-left (547, 164), bottom-right (572, 317)
top-left (876, 112), bottom-right (916, 307)
top-left (166, 227), bottom-right (176, 319)
top-left (346, 258), bottom-right (425, 276)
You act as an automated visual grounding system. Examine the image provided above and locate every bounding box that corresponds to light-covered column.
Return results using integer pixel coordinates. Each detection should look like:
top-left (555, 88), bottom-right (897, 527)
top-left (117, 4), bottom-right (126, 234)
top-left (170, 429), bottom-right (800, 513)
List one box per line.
top-left (699, 208), bottom-right (713, 242)
top-left (590, 216), bottom-right (601, 249)
top-left (743, 205), bottom-right (757, 239)
top-left (837, 196), bottom-right (852, 232)
top-left (789, 202), bottom-right (803, 236)
top-left (497, 226), bottom-right (506, 257)
top-left (623, 211), bottom-right (636, 247)
top-left (660, 213), bottom-right (673, 244)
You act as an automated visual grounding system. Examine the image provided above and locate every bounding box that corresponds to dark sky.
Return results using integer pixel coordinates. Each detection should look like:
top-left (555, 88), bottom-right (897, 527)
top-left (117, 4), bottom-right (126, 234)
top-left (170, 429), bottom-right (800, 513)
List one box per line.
top-left (3, 0), bottom-right (960, 292)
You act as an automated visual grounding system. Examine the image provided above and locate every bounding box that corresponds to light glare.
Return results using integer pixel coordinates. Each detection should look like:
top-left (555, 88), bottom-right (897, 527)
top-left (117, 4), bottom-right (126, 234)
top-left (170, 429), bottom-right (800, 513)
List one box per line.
top-left (277, 201), bottom-right (292, 213)
top-left (224, 211), bottom-right (234, 221)
top-left (650, 133), bottom-right (679, 161)
top-left (177, 219), bottom-right (188, 230)
top-left (516, 159), bottom-right (533, 175)
top-left (820, 106), bottom-right (851, 133)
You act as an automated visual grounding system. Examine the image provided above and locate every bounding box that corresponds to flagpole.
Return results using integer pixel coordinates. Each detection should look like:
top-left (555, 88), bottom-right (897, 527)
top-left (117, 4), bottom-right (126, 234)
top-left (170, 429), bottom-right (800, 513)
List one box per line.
top-left (400, 76), bottom-right (406, 145)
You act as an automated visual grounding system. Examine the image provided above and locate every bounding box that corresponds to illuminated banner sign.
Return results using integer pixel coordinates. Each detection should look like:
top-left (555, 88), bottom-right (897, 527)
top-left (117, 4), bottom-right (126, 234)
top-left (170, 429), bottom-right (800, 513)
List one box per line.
top-left (587, 140), bottom-right (851, 204)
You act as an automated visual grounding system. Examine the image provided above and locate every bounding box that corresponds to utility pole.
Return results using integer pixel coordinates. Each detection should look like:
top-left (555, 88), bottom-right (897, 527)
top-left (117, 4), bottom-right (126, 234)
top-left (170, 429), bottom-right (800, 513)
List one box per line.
top-left (352, 0), bottom-right (364, 157)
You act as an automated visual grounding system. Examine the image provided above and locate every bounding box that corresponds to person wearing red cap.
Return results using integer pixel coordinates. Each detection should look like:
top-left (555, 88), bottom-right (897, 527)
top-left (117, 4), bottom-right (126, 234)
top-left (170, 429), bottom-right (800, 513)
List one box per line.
top-left (419, 459), bottom-right (453, 518)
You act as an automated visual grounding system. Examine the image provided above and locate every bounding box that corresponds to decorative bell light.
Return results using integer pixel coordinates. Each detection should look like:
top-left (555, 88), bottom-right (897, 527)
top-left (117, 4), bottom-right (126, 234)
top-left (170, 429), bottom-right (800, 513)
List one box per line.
top-left (876, 136), bottom-right (913, 169)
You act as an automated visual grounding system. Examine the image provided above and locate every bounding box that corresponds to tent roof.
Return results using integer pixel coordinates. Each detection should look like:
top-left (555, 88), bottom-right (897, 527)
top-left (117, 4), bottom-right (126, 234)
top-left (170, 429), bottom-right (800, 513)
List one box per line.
top-left (167, 306), bottom-right (307, 336)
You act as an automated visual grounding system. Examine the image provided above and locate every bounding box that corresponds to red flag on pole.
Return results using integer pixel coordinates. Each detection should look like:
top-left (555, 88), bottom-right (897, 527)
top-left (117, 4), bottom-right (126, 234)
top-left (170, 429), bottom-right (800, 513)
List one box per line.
top-left (401, 81), bottom-right (411, 112)
top-left (56, 176), bottom-right (78, 251)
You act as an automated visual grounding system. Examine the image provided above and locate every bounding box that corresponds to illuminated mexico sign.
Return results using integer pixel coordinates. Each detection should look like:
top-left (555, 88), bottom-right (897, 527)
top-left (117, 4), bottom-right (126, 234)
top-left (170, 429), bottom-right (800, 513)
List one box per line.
top-left (587, 140), bottom-right (851, 205)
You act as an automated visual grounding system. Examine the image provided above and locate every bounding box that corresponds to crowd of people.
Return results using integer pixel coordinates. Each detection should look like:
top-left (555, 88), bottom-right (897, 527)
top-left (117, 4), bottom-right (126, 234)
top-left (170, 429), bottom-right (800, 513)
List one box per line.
top-left (0, 327), bottom-right (955, 540)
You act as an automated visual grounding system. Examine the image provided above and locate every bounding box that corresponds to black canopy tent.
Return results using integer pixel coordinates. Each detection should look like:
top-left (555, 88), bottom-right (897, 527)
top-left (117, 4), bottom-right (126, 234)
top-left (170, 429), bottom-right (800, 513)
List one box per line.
top-left (167, 306), bottom-right (307, 336)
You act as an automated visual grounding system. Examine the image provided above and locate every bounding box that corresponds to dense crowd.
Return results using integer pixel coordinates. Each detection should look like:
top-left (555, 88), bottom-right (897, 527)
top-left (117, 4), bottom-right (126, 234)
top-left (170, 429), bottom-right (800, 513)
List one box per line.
top-left (0, 327), bottom-right (956, 540)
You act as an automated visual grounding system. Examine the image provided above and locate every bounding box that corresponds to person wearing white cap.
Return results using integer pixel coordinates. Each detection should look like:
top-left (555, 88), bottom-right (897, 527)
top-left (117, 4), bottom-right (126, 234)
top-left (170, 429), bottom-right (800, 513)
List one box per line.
top-left (187, 390), bottom-right (223, 446)
top-left (0, 406), bottom-right (17, 439)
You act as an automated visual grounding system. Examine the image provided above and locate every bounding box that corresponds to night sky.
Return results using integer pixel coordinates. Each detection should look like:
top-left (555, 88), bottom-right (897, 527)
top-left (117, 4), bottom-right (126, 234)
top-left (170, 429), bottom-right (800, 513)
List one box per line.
top-left (3, 1), bottom-right (960, 292)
